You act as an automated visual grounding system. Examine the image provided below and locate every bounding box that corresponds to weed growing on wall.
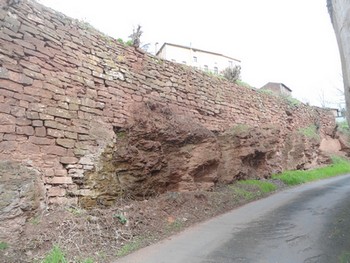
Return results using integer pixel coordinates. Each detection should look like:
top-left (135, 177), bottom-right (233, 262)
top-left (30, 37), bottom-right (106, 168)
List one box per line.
top-left (298, 125), bottom-right (320, 140)
top-left (284, 96), bottom-right (301, 107)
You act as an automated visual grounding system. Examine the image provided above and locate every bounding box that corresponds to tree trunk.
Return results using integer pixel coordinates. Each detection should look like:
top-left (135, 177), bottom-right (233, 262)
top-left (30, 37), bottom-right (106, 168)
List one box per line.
top-left (328, 0), bottom-right (350, 124)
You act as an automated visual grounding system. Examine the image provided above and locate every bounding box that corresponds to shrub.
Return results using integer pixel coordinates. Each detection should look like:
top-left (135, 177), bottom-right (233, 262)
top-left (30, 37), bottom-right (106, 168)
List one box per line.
top-left (222, 65), bottom-right (241, 83)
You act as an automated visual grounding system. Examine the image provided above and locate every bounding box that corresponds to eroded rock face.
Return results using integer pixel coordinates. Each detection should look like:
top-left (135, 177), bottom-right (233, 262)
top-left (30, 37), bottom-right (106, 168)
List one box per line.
top-left (79, 104), bottom-right (329, 208)
top-left (0, 161), bottom-right (44, 243)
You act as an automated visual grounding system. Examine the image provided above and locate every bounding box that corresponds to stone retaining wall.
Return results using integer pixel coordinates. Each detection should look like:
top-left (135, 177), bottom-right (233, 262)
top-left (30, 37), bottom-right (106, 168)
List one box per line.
top-left (0, 0), bottom-right (336, 206)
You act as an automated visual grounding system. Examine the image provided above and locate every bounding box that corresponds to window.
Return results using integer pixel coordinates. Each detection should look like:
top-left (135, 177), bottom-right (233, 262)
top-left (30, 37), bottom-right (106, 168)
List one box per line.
top-left (193, 56), bottom-right (197, 62)
top-left (204, 65), bottom-right (208, 72)
top-left (214, 67), bottom-right (218, 74)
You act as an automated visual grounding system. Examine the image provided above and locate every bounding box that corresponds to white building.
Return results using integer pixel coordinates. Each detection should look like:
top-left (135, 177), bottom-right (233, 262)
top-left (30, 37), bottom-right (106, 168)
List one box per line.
top-left (156, 43), bottom-right (241, 75)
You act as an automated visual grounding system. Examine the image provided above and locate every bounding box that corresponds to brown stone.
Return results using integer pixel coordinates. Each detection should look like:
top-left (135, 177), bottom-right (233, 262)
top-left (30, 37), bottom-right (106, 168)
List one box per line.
top-left (35, 126), bottom-right (47, 137)
top-left (29, 136), bottom-right (54, 145)
top-left (0, 141), bottom-right (17, 153)
top-left (50, 177), bottom-right (73, 184)
top-left (56, 138), bottom-right (75, 148)
top-left (0, 113), bottom-right (15, 125)
top-left (46, 107), bottom-right (74, 119)
top-left (0, 125), bottom-right (15, 133)
top-left (47, 187), bottom-right (66, 197)
top-left (32, 120), bottom-right (43, 127)
top-left (41, 145), bottom-right (67, 156)
top-left (18, 142), bottom-right (40, 154)
top-left (60, 156), bottom-right (79, 164)
top-left (16, 117), bottom-right (32, 126)
top-left (55, 169), bottom-right (68, 176)
top-left (47, 128), bottom-right (64, 138)
top-left (16, 126), bottom-right (34, 136)
top-left (0, 79), bottom-right (24, 93)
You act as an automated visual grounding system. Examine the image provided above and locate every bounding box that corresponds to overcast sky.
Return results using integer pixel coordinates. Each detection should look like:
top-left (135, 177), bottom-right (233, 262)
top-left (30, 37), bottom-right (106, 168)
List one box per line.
top-left (39, 0), bottom-right (344, 108)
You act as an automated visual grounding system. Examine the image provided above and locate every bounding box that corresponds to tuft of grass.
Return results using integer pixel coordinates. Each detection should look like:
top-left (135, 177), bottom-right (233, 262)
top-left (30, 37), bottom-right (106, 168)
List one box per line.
top-left (238, 180), bottom-right (277, 193)
top-left (116, 239), bottom-right (143, 257)
top-left (284, 96), bottom-right (301, 106)
top-left (236, 79), bottom-right (253, 88)
top-left (0, 241), bottom-right (8, 250)
top-left (229, 185), bottom-right (254, 200)
top-left (41, 245), bottom-right (67, 263)
top-left (272, 156), bottom-right (350, 186)
top-left (298, 125), bottom-right (320, 140)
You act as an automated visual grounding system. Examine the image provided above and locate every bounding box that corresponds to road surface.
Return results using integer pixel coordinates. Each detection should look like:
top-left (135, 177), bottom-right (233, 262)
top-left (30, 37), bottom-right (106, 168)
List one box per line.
top-left (115, 174), bottom-right (350, 263)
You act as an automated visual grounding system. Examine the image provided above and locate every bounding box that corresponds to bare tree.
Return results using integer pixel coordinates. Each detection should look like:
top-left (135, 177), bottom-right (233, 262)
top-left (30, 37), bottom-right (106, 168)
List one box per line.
top-left (129, 25), bottom-right (143, 48)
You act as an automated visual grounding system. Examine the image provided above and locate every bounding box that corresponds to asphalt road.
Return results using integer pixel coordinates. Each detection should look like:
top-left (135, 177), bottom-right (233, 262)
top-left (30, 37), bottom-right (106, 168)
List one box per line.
top-left (116, 174), bottom-right (350, 263)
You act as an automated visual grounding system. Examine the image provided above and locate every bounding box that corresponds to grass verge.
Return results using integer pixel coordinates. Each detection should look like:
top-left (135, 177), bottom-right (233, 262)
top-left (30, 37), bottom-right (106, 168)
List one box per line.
top-left (116, 239), bottom-right (143, 257)
top-left (40, 245), bottom-right (93, 263)
top-left (272, 156), bottom-right (350, 186)
top-left (238, 180), bottom-right (277, 193)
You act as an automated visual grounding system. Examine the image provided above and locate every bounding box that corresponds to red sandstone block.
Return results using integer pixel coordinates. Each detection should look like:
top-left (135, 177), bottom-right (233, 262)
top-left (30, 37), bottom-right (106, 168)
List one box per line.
top-left (32, 120), bottom-right (43, 127)
top-left (26, 111), bottom-right (39, 120)
top-left (16, 117), bottom-right (31, 126)
top-left (64, 131), bottom-right (78, 139)
top-left (46, 107), bottom-right (73, 119)
top-left (23, 68), bottom-right (45, 81)
top-left (8, 71), bottom-right (34, 85)
top-left (29, 136), bottom-right (54, 145)
top-left (56, 138), bottom-right (75, 148)
top-left (19, 100), bottom-right (29, 108)
top-left (42, 145), bottom-right (67, 156)
top-left (0, 113), bottom-right (15, 125)
top-left (0, 79), bottom-right (24, 93)
top-left (39, 113), bottom-right (54, 120)
top-left (55, 169), bottom-right (68, 177)
top-left (47, 128), bottom-right (64, 138)
top-left (50, 177), bottom-right (73, 184)
top-left (43, 168), bottom-right (55, 177)
top-left (16, 126), bottom-right (34, 136)
top-left (0, 141), bottom-right (17, 153)
top-left (0, 125), bottom-right (15, 133)
top-left (18, 142), bottom-right (40, 154)
top-left (60, 156), bottom-right (79, 164)
top-left (3, 134), bottom-right (16, 141)
top-left (10, 107), bottom-right (26, 118)
top-left (13, 39), bottom-right (36, 50)
top-left (35, 126), bottom-right (47, 137)
top-left (47, 187), bottom-right (66, 197)
top-left (0, 103), bottom-right (11, 113)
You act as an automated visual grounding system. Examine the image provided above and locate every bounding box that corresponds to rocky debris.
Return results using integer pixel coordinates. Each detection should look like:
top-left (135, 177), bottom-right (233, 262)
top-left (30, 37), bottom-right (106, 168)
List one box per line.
top-left (0, 161), bottom-right (44, 244)
top-left (78, 103), bottom-right (330, 208)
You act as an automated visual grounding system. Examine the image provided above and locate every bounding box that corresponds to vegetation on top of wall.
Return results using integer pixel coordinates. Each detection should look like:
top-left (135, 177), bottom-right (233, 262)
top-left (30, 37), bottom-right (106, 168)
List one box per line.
top-left (258, 89), bottom-right (275, 96)
top-left (283, 95), bottom-right (302, 107)
top-left (117, 38), bottom-right (133, 47)
top-left (236, 79), bottom-right (253, 89)
top-left (222, 65), bottom-right (241, 83)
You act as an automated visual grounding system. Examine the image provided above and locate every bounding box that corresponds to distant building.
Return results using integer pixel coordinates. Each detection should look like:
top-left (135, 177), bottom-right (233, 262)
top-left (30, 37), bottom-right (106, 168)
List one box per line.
top-left (156, 42), bottom-right (240, 75)
top-left (260, 82), bottom-right (292, 97)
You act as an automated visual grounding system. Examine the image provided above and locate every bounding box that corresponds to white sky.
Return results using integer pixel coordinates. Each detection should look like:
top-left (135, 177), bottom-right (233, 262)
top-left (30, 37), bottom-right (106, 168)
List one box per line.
top-left (38, 0), bottom-right (344, 108)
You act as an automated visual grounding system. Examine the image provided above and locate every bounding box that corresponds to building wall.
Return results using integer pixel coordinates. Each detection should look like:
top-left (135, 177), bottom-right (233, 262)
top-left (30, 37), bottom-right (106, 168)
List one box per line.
top-left (158, 44), bottom-right (240, 74)
top-left (0, 0), bottom-right (336, 205)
